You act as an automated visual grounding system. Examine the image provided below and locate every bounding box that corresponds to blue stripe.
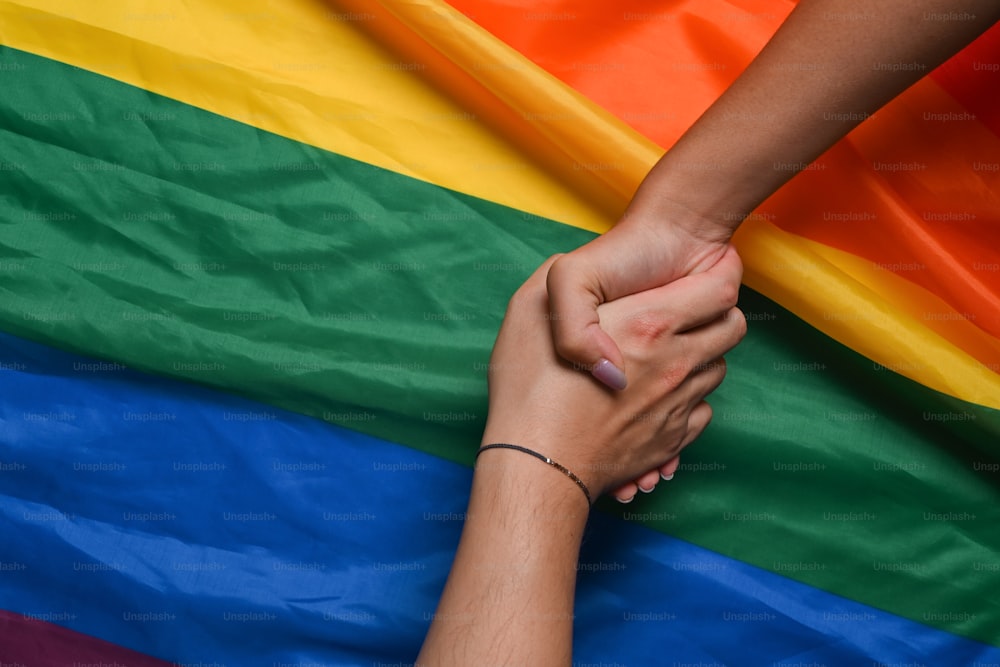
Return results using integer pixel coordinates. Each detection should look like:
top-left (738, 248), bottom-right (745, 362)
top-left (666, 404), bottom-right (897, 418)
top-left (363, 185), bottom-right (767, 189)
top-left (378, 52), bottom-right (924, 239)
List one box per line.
top-left (1, 331), bottom-right (997, 666)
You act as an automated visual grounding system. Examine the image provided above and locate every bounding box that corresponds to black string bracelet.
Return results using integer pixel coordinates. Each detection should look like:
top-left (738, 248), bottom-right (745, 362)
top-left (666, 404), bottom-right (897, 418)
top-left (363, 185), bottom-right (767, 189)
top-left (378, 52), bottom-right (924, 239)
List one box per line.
top-left (476, 443), bottom-right (592, 506)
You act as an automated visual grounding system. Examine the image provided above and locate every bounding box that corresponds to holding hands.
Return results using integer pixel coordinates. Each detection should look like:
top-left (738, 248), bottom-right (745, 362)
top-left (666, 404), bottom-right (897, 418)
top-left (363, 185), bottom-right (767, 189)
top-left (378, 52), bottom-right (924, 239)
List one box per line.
top-left (545, 206), bottom-right (733, 395)
top-left (484, 245), bottom-right (745, 502)
top-left (417, 248), bottom-right (744, 665)
top-left (419, 2), bottom-right (1000, 661)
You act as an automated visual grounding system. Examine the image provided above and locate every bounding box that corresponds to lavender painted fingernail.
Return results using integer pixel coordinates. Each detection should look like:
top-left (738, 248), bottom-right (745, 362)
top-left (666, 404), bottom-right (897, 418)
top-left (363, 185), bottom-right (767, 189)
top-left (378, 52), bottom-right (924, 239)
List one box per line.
top-left (592, 358), bottom-right (626, 391)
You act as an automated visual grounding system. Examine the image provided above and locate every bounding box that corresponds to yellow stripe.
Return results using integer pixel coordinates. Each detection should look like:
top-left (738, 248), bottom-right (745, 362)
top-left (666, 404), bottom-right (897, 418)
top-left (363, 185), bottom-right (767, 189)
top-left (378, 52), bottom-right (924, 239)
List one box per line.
top-left (2, 0), bottom-right (996, 406)
top-left (739, 219), bottom-right (1000, 409)
top-left (0, 0), bottom-right (628, 233)
top-left (369, 0), bottom-right (661, 211)
top-left (371, 0), bottom-right (1000, 407)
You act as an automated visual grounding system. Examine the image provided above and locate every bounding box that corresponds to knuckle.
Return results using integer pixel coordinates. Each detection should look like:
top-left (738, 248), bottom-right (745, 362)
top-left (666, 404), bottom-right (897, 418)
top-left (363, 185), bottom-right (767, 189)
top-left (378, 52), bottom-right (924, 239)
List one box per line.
top-left (697, 357), bottom-right (727, 378)
top-left (622, 310), bottom-right (671, 344)
top-left (717, 280), bottom-right (741, 310)
top-left (727, 307), bottom-right (748, 340)
top-left (544, 253), bottom-right (575, 290)
top-left (658, 362), bottom-right (689, 393)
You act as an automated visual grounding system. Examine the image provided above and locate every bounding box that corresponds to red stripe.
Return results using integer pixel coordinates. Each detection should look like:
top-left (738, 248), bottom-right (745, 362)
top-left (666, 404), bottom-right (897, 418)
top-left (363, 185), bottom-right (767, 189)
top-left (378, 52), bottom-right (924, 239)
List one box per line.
top-left (450, 0), bottom-right (1000, 348)
top-left (0, 610), bottom-right (172, 667)
top-left (930, 22), bottom-right (1000, 139)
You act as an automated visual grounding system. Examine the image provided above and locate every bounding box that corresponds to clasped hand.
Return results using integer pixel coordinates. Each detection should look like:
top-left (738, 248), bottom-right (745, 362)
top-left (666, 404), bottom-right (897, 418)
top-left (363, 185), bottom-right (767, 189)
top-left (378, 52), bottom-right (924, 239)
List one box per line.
top-left (482, 245), bottom-right (746, 503)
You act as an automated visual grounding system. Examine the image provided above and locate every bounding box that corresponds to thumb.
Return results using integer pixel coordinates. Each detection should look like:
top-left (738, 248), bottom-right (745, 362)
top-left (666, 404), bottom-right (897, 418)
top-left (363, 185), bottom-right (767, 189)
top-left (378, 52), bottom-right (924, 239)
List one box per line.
top-left (546, 253), bottom-right (628, 390)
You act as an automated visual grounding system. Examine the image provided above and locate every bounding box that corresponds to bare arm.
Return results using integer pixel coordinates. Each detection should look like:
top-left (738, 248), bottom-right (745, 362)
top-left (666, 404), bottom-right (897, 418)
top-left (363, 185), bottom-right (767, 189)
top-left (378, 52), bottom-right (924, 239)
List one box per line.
top-left (546, 0), bottom-right (1000, 386)
top-left (417, 453), bottom-right (586, 666)
top-left (634, 0), bottom-right (1000, 240)
top-left (417, 250), bottom-right (746, 665)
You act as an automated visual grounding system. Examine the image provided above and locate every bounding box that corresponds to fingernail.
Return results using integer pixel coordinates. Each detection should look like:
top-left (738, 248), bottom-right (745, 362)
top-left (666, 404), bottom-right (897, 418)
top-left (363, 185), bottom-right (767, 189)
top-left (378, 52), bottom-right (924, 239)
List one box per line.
top-left (617, 494), bottom-right (636, 504)
top-left (660, 473), bottom-right (675, 481)
top-left (638, 484), bottom-right (656, 494)
top-left (592, 358), bottom-right (626, 391)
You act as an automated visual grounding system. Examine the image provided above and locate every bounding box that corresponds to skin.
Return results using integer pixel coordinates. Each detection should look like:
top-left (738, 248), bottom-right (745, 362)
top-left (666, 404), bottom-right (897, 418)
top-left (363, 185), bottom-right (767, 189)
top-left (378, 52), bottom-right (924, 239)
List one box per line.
top-left (414, 4), bottom-right (998, 661)
top-left (549, 0), bottom-right (1000, 498)
top-left (417, 249), bottom-right (746, 665)
top-left (548, 0), bottom-right (1000, 377)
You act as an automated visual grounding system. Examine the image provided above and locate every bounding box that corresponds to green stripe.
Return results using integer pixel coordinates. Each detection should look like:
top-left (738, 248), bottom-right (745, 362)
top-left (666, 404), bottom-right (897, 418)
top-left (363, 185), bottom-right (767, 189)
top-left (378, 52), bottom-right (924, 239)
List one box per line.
top-left (627, 287), bottom-right (1000, 642)
top-left (0, 45), bottom-right (577, 456)
top-left (2, 46), bottom-right (999, 644)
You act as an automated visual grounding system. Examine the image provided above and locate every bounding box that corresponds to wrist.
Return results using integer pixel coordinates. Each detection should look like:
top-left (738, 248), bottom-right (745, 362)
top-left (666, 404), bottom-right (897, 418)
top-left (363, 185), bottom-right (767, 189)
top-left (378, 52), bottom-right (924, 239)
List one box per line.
top-left (624, 145), bottom-right (775, 247)
top-left (481, 419), bottom-right (618, 500)
top-left (613, 200), bottom-right (734, 281)
top-left (625, 178), bottom-right (739, 245)
top-left (474, 443), bottom-right (592, 523)
top-left (419, 444), bottom-right (583, 665)
top-left (478, 444), bottom-right (593, 506)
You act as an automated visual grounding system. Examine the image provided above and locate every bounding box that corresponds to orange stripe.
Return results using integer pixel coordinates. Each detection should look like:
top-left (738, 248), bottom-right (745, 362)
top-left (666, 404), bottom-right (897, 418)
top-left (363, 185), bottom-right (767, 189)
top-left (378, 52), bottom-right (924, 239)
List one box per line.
top-left (772, 79), bottom-right (1000, 343)
top-left (930, 23), bottom-right (1000, 139)
top-left (449, 0), bottom-right (1000, 346)
top-left (446, 0), bottom-right (796, 148)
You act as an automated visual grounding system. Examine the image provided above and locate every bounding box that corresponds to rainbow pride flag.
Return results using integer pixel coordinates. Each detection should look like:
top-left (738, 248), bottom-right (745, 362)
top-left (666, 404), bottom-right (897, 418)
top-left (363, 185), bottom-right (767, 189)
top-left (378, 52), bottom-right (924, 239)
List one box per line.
top-left (1, 1), bottom-right (998, 664)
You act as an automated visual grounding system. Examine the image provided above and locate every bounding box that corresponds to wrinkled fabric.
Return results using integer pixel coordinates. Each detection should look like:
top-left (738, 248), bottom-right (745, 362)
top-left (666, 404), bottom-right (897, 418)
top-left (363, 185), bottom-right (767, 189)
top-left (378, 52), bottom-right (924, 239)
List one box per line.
top-left (1, 0), bottom-right (999, 661)
top-left (2, 332), bottom-right (999, 664)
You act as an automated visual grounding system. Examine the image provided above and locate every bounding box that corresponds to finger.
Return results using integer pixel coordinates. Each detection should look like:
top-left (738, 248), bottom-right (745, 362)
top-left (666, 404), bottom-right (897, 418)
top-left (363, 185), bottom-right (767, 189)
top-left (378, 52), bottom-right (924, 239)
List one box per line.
top-left (546, 253), bottom-right (629, 389)
top-left (500, 254), bottom-right (564, 330)
top-left (659, 455), bottom-right (680, 481)
top-left (598, 246), bottom-right (743, 336)
top-left (635, 469), bottom-right (660, 493)
top-left (519, 254), bottom-right (563, 292)
top-left (613, 481), bottom-right (639, 504)
top-left (666, 355), bottom-right (728, 414)
top-left (642, 312), bottom-right (740, 391)
top-left (676, 310), bottom-right (745, 374)
top-left (680, 401), bottom-right (714, 448)
top-left (656, 402), bottom-right (712, 481)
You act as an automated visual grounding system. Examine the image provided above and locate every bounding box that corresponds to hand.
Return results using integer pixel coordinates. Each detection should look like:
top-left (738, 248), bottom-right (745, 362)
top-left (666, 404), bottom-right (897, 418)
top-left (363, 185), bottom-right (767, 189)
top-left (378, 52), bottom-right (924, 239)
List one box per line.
top-left (546, 211), bottom-right (736, 500)
top-left (482, 246), bottom-right (745, 501)
top-left (545, 211), bottom-right (734, 391)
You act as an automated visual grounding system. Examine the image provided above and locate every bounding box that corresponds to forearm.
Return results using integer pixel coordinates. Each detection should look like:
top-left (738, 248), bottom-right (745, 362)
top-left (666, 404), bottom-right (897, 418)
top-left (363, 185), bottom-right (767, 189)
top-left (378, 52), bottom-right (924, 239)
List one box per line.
top-left (417, 253), bottom-right (747, 662)
top-left (629, 0), bottom-right (1000, 237)
top-left (417, 449), bottom-right (588, 666)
